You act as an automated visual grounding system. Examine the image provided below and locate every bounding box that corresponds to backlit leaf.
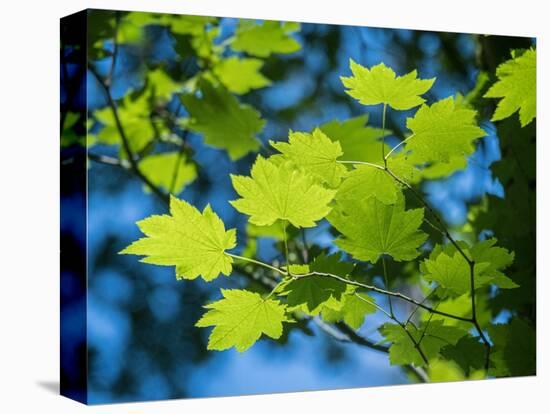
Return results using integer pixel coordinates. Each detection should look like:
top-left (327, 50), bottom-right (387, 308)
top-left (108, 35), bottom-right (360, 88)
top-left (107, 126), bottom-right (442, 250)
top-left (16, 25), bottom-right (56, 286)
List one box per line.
top-left (139, 152), bottom-right (197, 194)
top-left (319, 115), bottom-right (390, 164)
top-left (281, 253), bottom-right (354, 315)
top-left (214, 56), bottom-right (271, 94)
top-left (484, 48), bottom-right (536, 127)
top-left (121, 196), bottom-right (236, 281)
top-left (232, 20), bottom-right (301, 57)
top-left (341, 61), bottom-right (435, 110)
top-left (196, 289), bottom-right (288, 352)
top-left (270, 128), bottom-right (347, 188)
top-left (230, 156), bottom-right (336, 228)
top-left (405, 96), bottom-right (486, 163)
top-left (328, 194), bottom-right (427, 263)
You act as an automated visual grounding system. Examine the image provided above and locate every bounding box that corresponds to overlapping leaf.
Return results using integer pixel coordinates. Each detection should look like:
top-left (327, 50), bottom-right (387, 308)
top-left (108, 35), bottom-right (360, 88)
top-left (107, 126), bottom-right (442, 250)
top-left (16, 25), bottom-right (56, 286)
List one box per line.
top-left (214, 56), bottom-right (271, 94)
top-left (405, 96), bottom-right (486, 163)
top-left (422, 251), bottom-right (490, 296)
top-left (328, 194), bottom-right (427, 263)
top-left (336, 155), bottom-right (417, 204)
top-left (319, 115), bottom-right (390, 164)
top-left (281, 253), bottom-right (354, 315)
top-left (196, 289), bottom-right (289, 352)
top-left (321, 291), bottom-right (377, 329)
top-left (139, 152), bottom-right (197, 194)
top-left (230, 156), bottom-right (336, 228)
top-left (380, 321), bottom-right (467, 366)
top-left (341, 61), bottom-right (435, 110)
top-left (420, 239), bottom-right (517, 295)
top-left (121, 196), bottom-right (236, 281)
top-left (484, 49), bottom-right (536, 127)
top-left (180, 80), bottom-right (264, 160)
top-left (231, 20), bottom-right (301, 57)
top-left (270, 128), bottom-right (347, 188)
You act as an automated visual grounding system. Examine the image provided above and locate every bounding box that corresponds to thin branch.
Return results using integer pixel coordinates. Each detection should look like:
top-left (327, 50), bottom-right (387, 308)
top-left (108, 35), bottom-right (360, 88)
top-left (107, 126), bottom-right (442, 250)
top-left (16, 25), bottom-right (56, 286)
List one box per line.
top-left (297, 271), bottom-right (472, 323)
top-left (88, 152), bottom-right (130, 169)
top-left (354, 291), bottom-right (429, 367)
top-left (88, 64), bottom-right (169, 205)
top-left (406, 289), bottom-right (436, 326)
top-left (106, 12), bottom-right (120, 87)
top-left (469, 261), bottom-right (491, 372)
top-left (402, 324), bottom-right (429, 365)
top-left (385, 167), bottom-right (473, 265)
top-left (169, 106), bottom-right (189, 194)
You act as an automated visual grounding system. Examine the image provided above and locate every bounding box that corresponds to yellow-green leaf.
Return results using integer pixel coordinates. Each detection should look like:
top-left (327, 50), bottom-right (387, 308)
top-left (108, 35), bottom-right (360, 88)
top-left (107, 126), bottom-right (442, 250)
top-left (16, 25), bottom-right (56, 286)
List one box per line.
top-left (231, 20), bottom-right (301, 57)
top-left (341, 61), bottom-right (435, 110)
top-left (230, 156), bottom-right (336, 228)
top-left (405, 96), bottom-right (486, 163)
top-left (484, 49), bottom-right (536, 127)
top-left (120, 196), bottom-right (236, 281)
top-left (196, 289), bottom-right (288, 352)
top-left (139, 152), bottom-right (197, 195)
top-left (328, 194), bottom-right (427, 263)
top-left (270, 128), bottom-right (347, 188)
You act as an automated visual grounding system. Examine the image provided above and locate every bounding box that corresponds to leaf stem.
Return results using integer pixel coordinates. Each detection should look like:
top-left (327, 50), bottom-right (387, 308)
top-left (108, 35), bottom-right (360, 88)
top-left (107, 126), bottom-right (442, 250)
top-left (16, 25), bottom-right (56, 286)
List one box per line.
top-left (385, 134), bottom-right (415, 160)
top-left (382, 103), bottom-right (388, 167)
top-left (337, 160), bottom-right (385, 170)
top-left (225, 252), bottom-right (288, 276)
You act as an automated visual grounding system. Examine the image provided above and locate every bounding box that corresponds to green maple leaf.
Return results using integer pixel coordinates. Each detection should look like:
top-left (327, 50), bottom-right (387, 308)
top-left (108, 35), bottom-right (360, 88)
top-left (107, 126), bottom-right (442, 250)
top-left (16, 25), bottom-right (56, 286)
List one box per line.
top-left (470, 238), bottom-right (517, 288)
top-left (120, 196), bottom-right (236, 281)
top-left (230, 156), bottom-right (336, 228)
top-left (484, 49), bottom-right (536, 127)
top-left (139, 152), bottom-right (197, 194)
top-left (380, 321), bottom-right (467, 366)
top-left (281, 253), bottom-right (353, 315)
top-left (214, 56), bottom-right (271, 94)
top-left (328, 194), bottom-right (427, 263)
top-left (321, 292), bottom-right (377, 329)
top-left (405, 96), bottom-right (486, 163)
top-left (319, 115), bottom-right (390, 164)
top-left (421, 239), bottom-right (517, 295)
top-left (336, 155), bottom-right (417, 204)
top-left (180, 80), bottom-right (264, 160)
top-left (270, 128), bottom-right (347, 188)
top-left (422, 251), bottom-right (491, 296)
top-left (341, 61), bottom-right (435, 110)
top-left (231, 20), bottom-right (301, 57)
top-left (196, 289), bottom-right (289, 352)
